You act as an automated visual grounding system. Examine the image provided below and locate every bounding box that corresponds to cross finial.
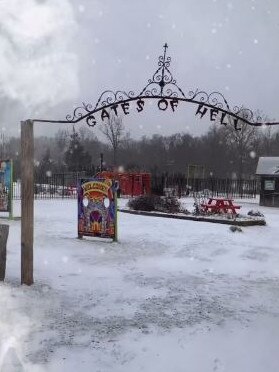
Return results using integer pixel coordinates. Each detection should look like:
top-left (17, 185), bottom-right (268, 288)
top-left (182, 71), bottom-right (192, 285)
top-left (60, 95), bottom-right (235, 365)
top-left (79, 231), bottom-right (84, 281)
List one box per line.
top-left (162, 43), bottom-right (168, 65)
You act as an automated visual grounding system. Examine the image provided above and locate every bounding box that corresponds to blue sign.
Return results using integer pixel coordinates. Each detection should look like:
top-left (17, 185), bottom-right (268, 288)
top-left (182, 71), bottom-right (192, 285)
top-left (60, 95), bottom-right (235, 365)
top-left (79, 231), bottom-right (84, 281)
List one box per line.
top-left (0, 160), bottom-right (12, 212)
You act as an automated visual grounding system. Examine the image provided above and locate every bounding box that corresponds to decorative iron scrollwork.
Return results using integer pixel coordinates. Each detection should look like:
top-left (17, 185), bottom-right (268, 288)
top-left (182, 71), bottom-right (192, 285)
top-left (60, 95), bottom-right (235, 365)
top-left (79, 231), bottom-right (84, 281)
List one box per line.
top-left (232, 106), bottom-right (263, 124)
top-left (139, 43), bottom-right (186, 99)
top-left (188, 90), bottom-right (230, 111)
top-left (66, 102), bottom-right (93, 123)
top-left (33, 43), bottom-right (279, 129)
top-left (65, 43), bottom-right (237, 126)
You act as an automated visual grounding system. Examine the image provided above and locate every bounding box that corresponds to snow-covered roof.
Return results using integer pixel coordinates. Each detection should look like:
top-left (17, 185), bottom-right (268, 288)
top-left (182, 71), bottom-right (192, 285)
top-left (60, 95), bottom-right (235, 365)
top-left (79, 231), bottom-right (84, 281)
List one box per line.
top-left (256, 157), bottom-right (279, 175)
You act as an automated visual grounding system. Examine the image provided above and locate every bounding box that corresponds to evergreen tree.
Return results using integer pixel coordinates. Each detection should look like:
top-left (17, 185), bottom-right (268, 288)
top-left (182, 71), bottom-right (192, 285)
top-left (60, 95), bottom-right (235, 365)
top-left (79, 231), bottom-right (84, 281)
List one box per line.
top-left (64, 127), bottom-right (91, 171)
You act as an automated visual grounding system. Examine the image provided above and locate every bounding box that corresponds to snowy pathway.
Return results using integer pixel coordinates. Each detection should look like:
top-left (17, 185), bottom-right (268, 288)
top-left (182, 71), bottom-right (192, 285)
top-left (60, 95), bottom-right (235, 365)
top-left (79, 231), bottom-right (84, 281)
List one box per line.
top-left (1, 199), bottom-right (279, 371)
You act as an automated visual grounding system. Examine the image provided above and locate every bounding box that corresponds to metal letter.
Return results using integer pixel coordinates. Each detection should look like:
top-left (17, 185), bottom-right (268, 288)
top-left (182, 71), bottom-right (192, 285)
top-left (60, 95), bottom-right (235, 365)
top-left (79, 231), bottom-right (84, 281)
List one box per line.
top-left (121, 102), bottom-right (130, 115)
top-left (220, 112), bottom-right (228, 126)
top-left (234, 118), bottom-right (241, 131)
top-left (101, 109), bottom-right (110, 121)
top-left (210, 108), bottom-right (219, 121)
top-left (158, 99), bottom-right (168, 111)
top-left (136, 99), bottom-right (145, 112)
top-left (170, 99), bottom-right (179, 112)
top-left (86, 115), bottom-right (97, 127)
top-left (195, 104), bottom-right (208, 119)
top-left (111, 104), bottom-right (119, 116)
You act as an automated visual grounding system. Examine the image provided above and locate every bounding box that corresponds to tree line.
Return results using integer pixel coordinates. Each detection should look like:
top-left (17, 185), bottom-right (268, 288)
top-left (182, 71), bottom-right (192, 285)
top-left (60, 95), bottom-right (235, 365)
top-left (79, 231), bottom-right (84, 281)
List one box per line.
top-left (1, 116), bottom-right (279, 180)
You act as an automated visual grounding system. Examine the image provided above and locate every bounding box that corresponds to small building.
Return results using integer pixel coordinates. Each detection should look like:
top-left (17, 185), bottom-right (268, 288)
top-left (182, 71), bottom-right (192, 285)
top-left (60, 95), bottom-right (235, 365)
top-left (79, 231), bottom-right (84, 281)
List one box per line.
top-left (256, 157), bottom-right (279, 207)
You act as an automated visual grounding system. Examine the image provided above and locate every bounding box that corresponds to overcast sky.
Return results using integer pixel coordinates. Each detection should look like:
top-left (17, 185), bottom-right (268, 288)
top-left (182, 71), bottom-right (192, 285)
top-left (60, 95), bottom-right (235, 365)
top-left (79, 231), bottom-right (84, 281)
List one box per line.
top-left (1, 0), bottom-right (279, 139)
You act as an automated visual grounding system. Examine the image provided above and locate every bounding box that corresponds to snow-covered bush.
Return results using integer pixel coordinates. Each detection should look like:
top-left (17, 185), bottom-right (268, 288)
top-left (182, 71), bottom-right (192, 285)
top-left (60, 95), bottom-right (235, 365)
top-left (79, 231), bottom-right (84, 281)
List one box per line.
top-left (247, 210), bottom-right (265, 217)
top-left (155, 196), bottom-right (182, 214)
top-left (192, 192), bottom-right (207, 216)
top-left (128, 195), bottom-right (160, 211)
top-left (128, 195), bottom-right (187, 214)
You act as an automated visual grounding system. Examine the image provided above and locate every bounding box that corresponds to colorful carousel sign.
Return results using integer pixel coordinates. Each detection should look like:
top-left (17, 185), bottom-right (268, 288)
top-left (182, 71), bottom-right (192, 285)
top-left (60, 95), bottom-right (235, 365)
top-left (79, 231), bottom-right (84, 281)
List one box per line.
top-left (77, 178), bottom-right (117, 241)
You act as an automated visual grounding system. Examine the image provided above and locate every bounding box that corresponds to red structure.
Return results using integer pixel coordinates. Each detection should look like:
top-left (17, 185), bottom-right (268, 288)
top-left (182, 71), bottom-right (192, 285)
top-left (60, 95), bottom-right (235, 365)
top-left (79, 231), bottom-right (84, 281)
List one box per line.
top-left (97, 171), bottom-right (151, 197)
top-left (201, 198), bottom-right (241, 215)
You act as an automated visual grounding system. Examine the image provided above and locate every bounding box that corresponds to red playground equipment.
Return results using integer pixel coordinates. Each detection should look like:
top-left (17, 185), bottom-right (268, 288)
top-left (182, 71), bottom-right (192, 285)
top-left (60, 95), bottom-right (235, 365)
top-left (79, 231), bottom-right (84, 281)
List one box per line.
top-left (97, 171), bottom-right (151, 197)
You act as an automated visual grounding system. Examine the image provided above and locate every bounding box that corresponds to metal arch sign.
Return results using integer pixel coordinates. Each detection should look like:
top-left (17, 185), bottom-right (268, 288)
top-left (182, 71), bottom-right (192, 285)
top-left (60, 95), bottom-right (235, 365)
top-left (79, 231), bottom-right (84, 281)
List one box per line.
top-left (34, 43), bottom-right (279, 130)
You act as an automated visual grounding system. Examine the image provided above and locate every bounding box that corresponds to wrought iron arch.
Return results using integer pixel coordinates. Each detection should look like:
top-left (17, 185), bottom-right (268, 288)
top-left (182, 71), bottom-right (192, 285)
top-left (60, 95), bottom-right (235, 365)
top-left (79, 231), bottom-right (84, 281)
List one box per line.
top-left (34, 43), bottom-right (279, 130)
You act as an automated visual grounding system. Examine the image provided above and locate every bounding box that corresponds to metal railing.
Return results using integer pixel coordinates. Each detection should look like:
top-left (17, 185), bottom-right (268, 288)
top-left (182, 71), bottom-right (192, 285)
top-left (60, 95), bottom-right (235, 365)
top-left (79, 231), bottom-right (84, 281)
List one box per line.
top-left (151, 175), bottom-right (259, 199)
top-left (12, 173), bottom-right (260, 199)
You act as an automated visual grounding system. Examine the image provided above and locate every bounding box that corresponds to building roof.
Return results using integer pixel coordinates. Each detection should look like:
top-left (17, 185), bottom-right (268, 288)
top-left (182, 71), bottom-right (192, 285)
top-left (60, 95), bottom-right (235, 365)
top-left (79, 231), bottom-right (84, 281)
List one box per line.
top-left (256, 157), bottom-right (279, 176)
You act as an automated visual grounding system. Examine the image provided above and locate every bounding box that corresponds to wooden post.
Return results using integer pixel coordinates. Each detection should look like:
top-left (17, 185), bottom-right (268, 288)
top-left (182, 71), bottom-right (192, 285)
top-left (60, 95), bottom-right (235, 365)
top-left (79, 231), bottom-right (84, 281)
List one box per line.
top-left (21, 120), bottom-right (34, 285)
top-left (0, 224), bottom-right (9, 281)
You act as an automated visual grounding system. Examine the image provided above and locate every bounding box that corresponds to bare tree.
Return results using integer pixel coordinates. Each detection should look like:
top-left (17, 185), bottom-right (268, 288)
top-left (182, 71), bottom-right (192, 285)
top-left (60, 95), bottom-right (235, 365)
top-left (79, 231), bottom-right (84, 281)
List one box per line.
top-left (99, 113), bottom-right (125, 167)
top-left (220, 108), bottom-right (258, 179)
top-left (254, 110), bottom-right (275, 156)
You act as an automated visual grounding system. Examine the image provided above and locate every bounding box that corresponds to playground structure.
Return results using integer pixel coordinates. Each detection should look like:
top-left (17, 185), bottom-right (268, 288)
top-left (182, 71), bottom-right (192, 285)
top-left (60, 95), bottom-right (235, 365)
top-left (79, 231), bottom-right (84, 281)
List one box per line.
top-left (97, 171), bottom-right (151, 197)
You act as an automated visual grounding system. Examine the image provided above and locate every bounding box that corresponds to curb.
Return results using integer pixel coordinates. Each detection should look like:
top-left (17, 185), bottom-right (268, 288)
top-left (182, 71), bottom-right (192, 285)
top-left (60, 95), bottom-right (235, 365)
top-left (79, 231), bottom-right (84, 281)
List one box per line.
top-left (118, 209), bottom-right (266, 226)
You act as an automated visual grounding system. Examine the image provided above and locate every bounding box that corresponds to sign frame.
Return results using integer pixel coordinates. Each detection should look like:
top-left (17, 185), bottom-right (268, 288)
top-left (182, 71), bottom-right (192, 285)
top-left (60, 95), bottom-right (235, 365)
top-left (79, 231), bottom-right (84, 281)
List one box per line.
top-left (264, 179), bottom-right (275, 191)
top-left (77, 177), bottom-right (118, 241)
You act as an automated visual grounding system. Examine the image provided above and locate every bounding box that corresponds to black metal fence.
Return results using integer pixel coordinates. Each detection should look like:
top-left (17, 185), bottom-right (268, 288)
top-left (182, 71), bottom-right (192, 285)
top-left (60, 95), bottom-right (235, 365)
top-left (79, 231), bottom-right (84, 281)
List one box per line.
top-left (12, 172), bottom-right (259, 200)
top-left (152, 175), bottom-right (259, 199)
top-left (13, 172), bottom-right (89, 200)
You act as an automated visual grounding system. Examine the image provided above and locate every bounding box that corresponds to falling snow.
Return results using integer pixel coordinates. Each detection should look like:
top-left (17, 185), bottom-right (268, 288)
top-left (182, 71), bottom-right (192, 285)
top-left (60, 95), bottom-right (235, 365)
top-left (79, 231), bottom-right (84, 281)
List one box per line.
top-left (1, 199), bottom-right (279, 371)
top-left (78, 4), bottom-right (85, 13)
top-left (249, 151), bottom-right (256, 159)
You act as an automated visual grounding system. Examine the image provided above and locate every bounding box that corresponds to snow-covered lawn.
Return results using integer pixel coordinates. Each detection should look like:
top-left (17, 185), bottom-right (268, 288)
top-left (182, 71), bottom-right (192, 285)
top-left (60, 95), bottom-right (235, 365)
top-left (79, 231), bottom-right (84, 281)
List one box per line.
top-left (1, 198), bottom-right (279, 372)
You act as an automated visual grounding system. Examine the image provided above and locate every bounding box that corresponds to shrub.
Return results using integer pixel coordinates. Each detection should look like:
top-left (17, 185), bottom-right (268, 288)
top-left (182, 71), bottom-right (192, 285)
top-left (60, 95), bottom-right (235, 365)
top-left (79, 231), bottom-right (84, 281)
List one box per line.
top-left (128, 195), bottom-right (184, 214)
top-left (128, 195), bottom-right (160, 211)
top-left (192, 193), bottom-right (208, 216)
top-left (247, 210), bottom-right (265, 217)
top-left (155, 196), bottom-right (181, 214)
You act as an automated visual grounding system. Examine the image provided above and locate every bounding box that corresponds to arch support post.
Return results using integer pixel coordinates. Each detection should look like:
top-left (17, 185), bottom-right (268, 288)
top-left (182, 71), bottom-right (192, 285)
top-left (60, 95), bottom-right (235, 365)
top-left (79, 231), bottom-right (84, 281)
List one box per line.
top-left (21, 119), bottom-right (34, 285)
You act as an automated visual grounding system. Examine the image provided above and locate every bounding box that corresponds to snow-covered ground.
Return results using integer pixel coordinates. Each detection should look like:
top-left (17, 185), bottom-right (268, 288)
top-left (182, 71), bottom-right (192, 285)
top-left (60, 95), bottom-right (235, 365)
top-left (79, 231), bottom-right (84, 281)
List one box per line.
top-left (1, 197), bottom-right (279, 372)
